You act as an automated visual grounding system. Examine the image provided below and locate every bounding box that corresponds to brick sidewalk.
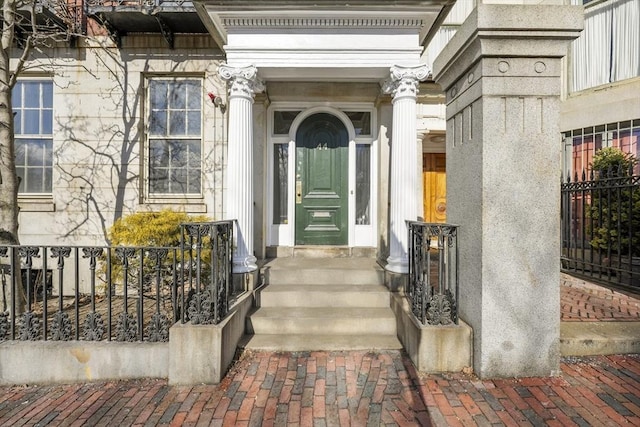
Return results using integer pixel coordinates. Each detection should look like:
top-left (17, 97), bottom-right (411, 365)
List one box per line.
top-left (1, 350), bottom-right (639, 426)
top-left (561, 274), bottom-right (640, 321)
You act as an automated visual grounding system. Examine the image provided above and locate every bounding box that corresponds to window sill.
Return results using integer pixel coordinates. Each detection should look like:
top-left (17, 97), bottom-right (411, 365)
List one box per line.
top-left (18, 197), bottom-right (55, 212)
top-left (142, 200), bottom-right (208, 214)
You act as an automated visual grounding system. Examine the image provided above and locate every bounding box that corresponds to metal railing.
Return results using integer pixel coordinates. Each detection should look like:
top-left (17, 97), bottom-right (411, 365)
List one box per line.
top-left (0, 220), bottom-right (234, 342)
top-left (561, 169), bottom-right (640, 291)
top-left (86, 0), bottom-right (195, 8)
top-left (407, 222), bottom-right (459, 326)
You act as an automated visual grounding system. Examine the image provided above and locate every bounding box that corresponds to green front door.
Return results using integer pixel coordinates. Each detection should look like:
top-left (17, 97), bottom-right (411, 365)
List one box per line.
top-left (295, 113), bottom-right (348, 245)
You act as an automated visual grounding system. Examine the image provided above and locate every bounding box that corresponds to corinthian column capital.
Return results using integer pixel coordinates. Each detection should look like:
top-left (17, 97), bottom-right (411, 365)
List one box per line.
top-left (382, 64), bottom-right (430, 100)
top-left (218, 64), bottom-right (265, 100)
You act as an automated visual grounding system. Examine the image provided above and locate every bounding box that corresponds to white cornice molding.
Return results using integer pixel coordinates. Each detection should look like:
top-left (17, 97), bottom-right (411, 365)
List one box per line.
top-left (220, 16), bottom-right (426, 30)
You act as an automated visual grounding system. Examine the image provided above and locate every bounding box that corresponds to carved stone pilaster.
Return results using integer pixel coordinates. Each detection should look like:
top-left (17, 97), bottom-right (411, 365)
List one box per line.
top-left (382, 64), bottom-right (430, 274)
top-left (218, 64), bottom-right (265, 273)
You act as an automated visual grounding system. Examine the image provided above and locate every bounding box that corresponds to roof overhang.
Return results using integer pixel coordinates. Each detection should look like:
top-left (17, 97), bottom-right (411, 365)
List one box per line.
top-left (194, 0), bottom-right (456, 81)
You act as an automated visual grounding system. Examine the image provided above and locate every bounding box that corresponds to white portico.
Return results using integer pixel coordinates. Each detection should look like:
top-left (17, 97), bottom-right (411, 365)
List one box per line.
top-left (194, 0), bottom-right (455, 273)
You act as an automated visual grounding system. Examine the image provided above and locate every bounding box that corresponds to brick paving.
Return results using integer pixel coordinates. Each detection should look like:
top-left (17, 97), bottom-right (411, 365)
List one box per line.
top-left (561, 274), bottom-right (640, 321)
top-left (0, 278), bottom-right (639, 426)
top-left (0, 350), bottom-right (639, 426)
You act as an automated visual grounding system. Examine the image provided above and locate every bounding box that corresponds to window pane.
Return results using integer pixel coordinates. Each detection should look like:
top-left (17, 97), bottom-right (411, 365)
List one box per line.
top-left (274, 111), bottom-right (300, 135)
top-left (187, 111), bottom-right (201, 135)
top-left (149, 140), bottom-right (170, 167)
top-left (26, 169), bottom-right (43, 193)
top-left (13, 111), bottom-right (22, 134)
top-left (347, 112), bottom-right (371, 136)
top-left (356, 144), bottom-right (370, 225)
top-left (42, 83), bottom-right (53, 108)
top-left (188, 174), bottom-right (201, 194)
top-left (171, 169), bottom-right (188, 193)
top-left (273, 144), bottom-right (288, 224)
top-left (150, 81), bottom-right (167, 110)
top-left (16, 168), bottom-right (25, 192)
top-left (149, 169), bottom-right (169, 193)
top-left (15, 142), bottom-right (25, 165)
top-left (186, 81), bottom-right (201, 109)
top-left (42, 109), bottom-right (53, 134)
top-left (149, 111), bottom-right (167, 135)
top-left (24, 82), bottom-right (40, 108)
top-left (169, 111), bottom-right (186, 135)
top-left (186, 140), bottom-right (201, 167)
top-left (24, 110), bottom-right (40, 134)
top-left (12, 84), bottom-right (22, 108)
top-left (26, 140), bottom-right (46, 166)
top-left (169, 84), bottom-right (185, 109)
top-left (43, 166), bottom-right (52, 192)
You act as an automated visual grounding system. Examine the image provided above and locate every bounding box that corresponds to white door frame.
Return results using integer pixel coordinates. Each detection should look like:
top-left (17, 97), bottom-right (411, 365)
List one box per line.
top-left (266, 102), bottom-right (378, 248)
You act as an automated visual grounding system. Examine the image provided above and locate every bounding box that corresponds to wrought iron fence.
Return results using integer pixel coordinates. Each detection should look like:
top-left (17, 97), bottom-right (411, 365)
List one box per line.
top-left (407, 222), bottom-right (459, 326)
top-left (0, 220), bottom-right (234, 342)
top-left (561, 170), bottom-right (640, 291)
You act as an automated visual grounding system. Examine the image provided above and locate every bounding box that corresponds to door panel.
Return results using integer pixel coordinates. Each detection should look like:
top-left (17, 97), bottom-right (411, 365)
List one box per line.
top-left (295, 113), bottom-right (348, 245)
top-left (423, 153), bottom-right (447, 223)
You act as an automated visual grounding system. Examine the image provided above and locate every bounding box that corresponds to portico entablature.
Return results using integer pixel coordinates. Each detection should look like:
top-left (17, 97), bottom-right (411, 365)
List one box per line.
top-left (194, 0), bottom-right (455, 81)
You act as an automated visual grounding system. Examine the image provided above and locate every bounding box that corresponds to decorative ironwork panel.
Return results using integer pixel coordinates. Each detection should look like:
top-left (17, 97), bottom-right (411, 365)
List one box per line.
top-left (19, 311), bottom-right (41, 340)
top-left (83, 312), bottom-right (105, 341)
top-left (146, 313), bottom-right (170, 342)
top-left (0, 312), bottom-right (8, 341)
top-left (407, 221), bottom-right (459, 326)
top-left (187, 290), bottom-right (213, 324)
top-left (115, 312), bottom-right (138, 342)
top-left (51, 312), bottom-right (73, 341)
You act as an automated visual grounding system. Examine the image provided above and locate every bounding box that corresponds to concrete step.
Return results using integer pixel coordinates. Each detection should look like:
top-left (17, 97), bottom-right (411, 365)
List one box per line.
top-left (257, 284), bottom-right (390, 308)
top-left (266, 268), bottom-right (384, 286)
top-left (246, 307), bottom-right (397, 335)
top-left (239, 333), bottom-right (403, 351)
top-left (560, 321), bottom-right (640, 356)
top-left (262, 257), bottom-right (385, 286)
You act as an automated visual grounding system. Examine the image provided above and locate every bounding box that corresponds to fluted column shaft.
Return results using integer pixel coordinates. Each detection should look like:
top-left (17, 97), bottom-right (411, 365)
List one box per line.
top-left (219, 65), bottom-right (264, 273)
top-left (382, 65), bottom-right (430, 273)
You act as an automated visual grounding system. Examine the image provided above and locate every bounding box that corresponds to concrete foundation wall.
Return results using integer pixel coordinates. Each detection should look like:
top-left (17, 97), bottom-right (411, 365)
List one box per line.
top-left (0, 292), bottom-right (254, 386)
top-left (0, 341), bottom-right (169, 385)
top-left (391, 293), bottom-right (472, 373)
top-left (168, 290), bottom-right (253, 385)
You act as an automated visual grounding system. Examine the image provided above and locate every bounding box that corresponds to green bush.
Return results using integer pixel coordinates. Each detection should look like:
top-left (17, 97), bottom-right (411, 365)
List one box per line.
top-left (588, 148), bottom-right (640, 257)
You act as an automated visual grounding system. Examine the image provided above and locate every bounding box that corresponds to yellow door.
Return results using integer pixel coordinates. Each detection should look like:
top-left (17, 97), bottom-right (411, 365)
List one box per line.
top-left (423, 153), bottom-right (446, 223)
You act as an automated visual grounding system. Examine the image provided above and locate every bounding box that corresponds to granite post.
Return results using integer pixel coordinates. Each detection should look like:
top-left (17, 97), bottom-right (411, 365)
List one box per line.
top-left (432, 4), bottom-right (583, 377)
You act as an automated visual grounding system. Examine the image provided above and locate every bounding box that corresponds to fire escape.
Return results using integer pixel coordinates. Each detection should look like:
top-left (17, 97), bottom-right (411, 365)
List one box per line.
top-left (86, 0), bottom-right (208, 48)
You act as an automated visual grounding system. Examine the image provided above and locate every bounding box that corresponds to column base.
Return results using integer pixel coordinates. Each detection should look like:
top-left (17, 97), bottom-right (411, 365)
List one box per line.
top-left (232, 255), bottom-right (258, 273)
top-left (385, 256), bottom-right (408, 274)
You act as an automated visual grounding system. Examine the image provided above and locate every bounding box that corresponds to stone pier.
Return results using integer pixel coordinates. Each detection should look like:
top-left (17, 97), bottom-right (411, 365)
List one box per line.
top-left (433, 4), bottom-right (583, 377)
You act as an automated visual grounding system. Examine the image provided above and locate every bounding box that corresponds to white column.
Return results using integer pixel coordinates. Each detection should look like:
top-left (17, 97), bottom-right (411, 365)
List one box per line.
top-left (382, 64), bottom-right (430, 273)
top-left (218, 65), bottom-right (264, 273)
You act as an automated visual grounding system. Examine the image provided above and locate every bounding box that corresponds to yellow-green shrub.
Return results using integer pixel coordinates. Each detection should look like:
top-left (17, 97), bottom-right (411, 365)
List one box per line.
top-left (102, 209), bottom-right (213, 296)
top-left (109, 209), bottom-right (211, 247)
